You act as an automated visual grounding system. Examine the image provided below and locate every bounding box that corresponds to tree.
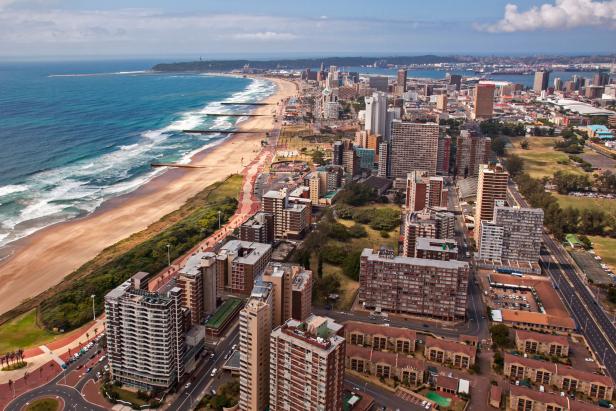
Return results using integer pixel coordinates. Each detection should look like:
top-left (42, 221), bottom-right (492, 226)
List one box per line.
top-left (491, 137), bottom-right (507, 157)
top-left (489, 324), bottom-right (511, 348)
top-left (505, 154), bottom-right (524, 177)
top-left (520, 139), bottom-right (529, 149)
top-left (342, 250), bottom-right (362, 281)
top-left (310, 149), bottom-right (326, 165)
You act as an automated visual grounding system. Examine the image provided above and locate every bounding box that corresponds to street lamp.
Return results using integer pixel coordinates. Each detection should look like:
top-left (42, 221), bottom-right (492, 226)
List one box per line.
top-left (218, 210), bottom-right (222, 230)
top-left (166, 244), bottom-right (171, 267)
top-left (91, 294), bottom-right (96, 321)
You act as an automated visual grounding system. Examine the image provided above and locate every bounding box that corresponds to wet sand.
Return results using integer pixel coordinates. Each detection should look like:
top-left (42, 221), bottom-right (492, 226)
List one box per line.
top-left (0, 76), bottom-right (296, 316)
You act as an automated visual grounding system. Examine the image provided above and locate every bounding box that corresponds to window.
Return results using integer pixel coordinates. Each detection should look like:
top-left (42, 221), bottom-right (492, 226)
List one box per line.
top-left (510, 365), bottom-right (525, 379)
top-left (524, 341), bottom-right (538, 353)
top-left (373, 336), bottom-right (386, 351)
top-left (517, 398), bottom-right (533, 411)
top-left (549, 344), bottom-right (562, 356)
top-left (376, 364), bottom-right (390, 379)
top-left (562, 378), bottom-right (577, 392)
top-left (546, 405), bottom-right (563, 411)
top-left (535, 370), bottom-right (551, 385)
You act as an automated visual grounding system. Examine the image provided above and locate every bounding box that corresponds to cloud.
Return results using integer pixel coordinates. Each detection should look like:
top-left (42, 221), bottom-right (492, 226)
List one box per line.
top-left (477, 0), bottom-right (616, 32)
top-left (232, 31), bottom-right (298, 41)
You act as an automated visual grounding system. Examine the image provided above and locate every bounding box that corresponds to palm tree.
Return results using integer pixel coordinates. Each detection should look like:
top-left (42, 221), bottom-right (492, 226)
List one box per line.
top-left (17, 349), bottom-right (24, 364)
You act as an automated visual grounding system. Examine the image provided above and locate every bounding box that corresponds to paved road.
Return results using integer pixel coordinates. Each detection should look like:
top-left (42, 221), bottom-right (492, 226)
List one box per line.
top-left (5, 345), bottom-right (107, 411)
top-left (508, 184), bottom-right (616, 380)
top-left (345, 374), bottom-right (426, 411)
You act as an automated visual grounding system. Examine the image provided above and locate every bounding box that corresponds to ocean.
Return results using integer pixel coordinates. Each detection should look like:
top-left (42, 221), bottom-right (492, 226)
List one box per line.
top-left (0, 60), bottom-right (276, 250)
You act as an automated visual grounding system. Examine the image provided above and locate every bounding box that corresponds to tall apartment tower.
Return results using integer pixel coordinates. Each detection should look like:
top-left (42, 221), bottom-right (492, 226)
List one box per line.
top-left (402, 208), bottom-right (455, 258)
top-left (405, 170), bottom-right (447, 212)
top-left (359, 248), bottom-right (469, 320)
top-left (262, 189), bottom-right (310, 239)
top-left (448, 74), bottom-right (462, 90)
top-left (105, 272), bottom-right (185, 390)
top-left (377, 142), bottom-right (390, 178)
top-left (533, 70), bottom-right (550, 93)
top-left (473, 83), bottom-right (495, 120)
top-left (474, 163), bottom-right (509, 243)
top-left (262, 263), bottom-right (293, 328)
top-left (364, 91), bottom-right (387, 138)
top-left (239, 281), bottom-right (273, 411)
top-left (396, 68), bottom-right (408, 94)
top-left (455, 130), bottom-right (491, 177)
top-left (437, 135), bottom-right (451, 175)
top-left (269, 316), bottom-right (345, 411)
top-left (389, 121), bottom-right (439, 179)
top-left (240, 212), bottom-right (274, 244)
top-left (332, 141), bottom-right (344, 166)
top-left (479, 206), bottom-right (544, 262)
top-left (291, 268), bottom-right (313, 321)
top-left (176, 251), bottom-right (218, 326)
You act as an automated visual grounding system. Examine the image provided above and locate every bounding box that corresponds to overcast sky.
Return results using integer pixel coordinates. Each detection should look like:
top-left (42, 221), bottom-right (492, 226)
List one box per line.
top-left (1, 0), bottom-right (615, 59)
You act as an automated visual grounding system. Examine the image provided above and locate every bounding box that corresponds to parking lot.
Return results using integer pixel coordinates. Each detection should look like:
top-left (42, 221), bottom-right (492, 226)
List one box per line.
top-left (487, 287), bottom-right (538, 312)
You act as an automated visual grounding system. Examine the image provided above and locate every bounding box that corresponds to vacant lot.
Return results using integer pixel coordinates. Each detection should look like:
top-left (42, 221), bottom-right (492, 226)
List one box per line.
top-left (509, 137), bottom-right (587, 179)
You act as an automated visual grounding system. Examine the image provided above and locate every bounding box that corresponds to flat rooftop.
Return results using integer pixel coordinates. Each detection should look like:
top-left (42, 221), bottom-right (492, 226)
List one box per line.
top-left (205, 298), bottom-right (243, 330)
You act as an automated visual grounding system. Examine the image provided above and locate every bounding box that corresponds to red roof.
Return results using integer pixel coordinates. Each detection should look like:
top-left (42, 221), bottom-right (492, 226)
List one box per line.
top-left (345, 321), bottom-right (417, 341)
top-left (425, 336), bottom-right (476, 358)
top-left (346, 344), bottom-right (425, 371)
top-left (515, 329), bottom-right (568, 347)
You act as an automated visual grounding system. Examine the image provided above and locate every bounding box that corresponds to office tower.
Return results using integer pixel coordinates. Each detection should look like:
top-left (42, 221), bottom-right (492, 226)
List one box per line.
top-left (594, 72), bottom-right (610, 87)
top-left (332, 141), bottom-right (344, 166)
top-left (553, 77), bottom-right (562, 91)
top-left (105, 272), bottom-right (185, 390)
top-left (389, 121), bottom-right (439, 179)
top-left (239, 281), bottom-right (273, 411)
top-left (369, 75), bottom-right (389, 92)
top-left (436, 94), bottom-right (448, 111)
top-left (473, 83), bottom-right (495, 120)
top-left (474, 163), bottom-right (509, 243)
top-left (240, 212), bottom-right (274, 244)
top-left (437, 135), bottom-right (451, 175)
top-left (384, 107), bottom-right (401, 140)
top-left (533, 70), bottom-right (550, 93)
top-left (455, 130), bottom-right (491, 177)
top-left (291, 268), bottom-right (312, 321)
top-left (479, 206), bottom-right (544, 262)
top-left (216, 240), bottom-right (273, 295)
top-left (377, 142), bottom-right (390, 178)
top-left (397, 68), bottom-right (408, 93)
top-left (405, 170), bottom-right (447, 212)
top-left (270, 316), bottom-right (345, 411)
top-left (448, 74), bottom-right (462, 91)
top-left (402, 208), bottom-right (455, 258)
top-left (359, 248), bottom-right (469, 320)
top-left (262, 189), bottom-right (311, 239)
top-left (364, 91), bottom-right (387, 138)
top-left (176, 251), bottom-right (218, 326)
top-left (354, 147), bottom-right (375, 171)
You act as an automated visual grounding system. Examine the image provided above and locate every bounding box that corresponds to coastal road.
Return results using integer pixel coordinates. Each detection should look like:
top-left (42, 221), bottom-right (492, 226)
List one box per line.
top-left (508, 184), bottom-right (616, 380)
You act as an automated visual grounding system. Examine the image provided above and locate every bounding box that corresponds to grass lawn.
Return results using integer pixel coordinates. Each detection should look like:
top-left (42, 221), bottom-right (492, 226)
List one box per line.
top-left (321, 263), bottom-right (359, 310)
top-left (0, 310), bottom-right (57, 353)
top-left (25, 398), bottom-right (60, 411)
top-left (588, 236), bottom-right (616, 271)
top-left (553, 194), bottom-right (616, 219)
top-left (106, 385), bottom-right (150, 407)
top-left (509, 137), bottom-right (588, 179)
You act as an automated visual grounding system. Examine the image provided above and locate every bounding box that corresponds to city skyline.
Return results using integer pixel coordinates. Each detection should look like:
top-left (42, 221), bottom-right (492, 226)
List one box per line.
top-left (1, 0), bottom-right (616, 58)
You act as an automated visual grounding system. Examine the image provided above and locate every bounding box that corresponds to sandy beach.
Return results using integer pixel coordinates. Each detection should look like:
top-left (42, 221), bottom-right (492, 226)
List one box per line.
top-left (0, 76), bottom-right (297, 316)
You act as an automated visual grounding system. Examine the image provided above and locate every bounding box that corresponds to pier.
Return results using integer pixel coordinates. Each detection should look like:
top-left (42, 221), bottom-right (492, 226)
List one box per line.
top-left (182, 129), bottom-right (267, 134)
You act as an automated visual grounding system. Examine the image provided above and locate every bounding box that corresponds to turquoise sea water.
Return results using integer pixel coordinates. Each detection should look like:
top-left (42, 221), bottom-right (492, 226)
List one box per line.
top-left (0, 60), bottom-right (276, 248)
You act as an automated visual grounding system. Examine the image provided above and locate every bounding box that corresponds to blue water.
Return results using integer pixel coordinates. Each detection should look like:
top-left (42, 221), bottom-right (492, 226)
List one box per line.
top-left (340, 66), bottom-right (598, 88)
top-left (0, 60), bottom-right (276, 248)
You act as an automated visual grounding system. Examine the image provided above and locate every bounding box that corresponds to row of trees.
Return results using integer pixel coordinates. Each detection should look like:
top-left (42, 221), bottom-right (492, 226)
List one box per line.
top-left (0, 349), bottom-right (25, 369)
top-left (480, 119), bottom-right (526, 137)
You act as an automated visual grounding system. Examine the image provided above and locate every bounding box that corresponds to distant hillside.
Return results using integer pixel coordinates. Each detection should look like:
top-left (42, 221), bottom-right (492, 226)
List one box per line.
top-left (152, 55), bottom-right (463, 72)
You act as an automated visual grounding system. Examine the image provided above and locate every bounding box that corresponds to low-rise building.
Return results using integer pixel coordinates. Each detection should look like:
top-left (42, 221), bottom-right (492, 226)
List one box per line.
top-left (424, 337), bottom-right (476, 369)
top-left (509, 385), bottom-right (606, 411)
top-left (345, 344), bottom-right (426, 388)
top-left (515, 329), bottom-right (569, 357)
top-left (344, 321), bottom-right (416, 354)
top-left (504, 353), bottom-right (614, 400)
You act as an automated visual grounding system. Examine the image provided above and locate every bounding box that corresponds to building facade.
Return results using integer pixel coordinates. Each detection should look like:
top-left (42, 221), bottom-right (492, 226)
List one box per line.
top-left (389, 121), bottom-right (439, 179)
top-left (474, 163), bottom-right (509, 243)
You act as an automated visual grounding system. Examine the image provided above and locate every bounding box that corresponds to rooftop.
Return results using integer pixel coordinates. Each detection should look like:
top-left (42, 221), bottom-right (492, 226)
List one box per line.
top-left (510, 386), bottom-right (605, 411)
top-left (514, 329), bottom-right (568, 346)
top-left (220, 240), bottom-right (272, 265)
top-left (361, 248), bottom-right (469, 270)
top-left (344, 321), bottom-right (417, 341)
top-left (425, 336), bottom-right (476, 358)
top-left (274, 315), bottom-right (344, 352)
top-left (205, 298), bottom-right (243, 330)
top-left (416, 237), bottom-right (458, 253)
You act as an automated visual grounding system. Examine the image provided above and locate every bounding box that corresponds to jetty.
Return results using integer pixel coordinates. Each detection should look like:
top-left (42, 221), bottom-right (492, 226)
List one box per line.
top-left (220, 102), bottom-right (274, 106)
top-left (182, 129), bottom-right (267, 134)
top-left (204, 113), bottom-right (271, 117)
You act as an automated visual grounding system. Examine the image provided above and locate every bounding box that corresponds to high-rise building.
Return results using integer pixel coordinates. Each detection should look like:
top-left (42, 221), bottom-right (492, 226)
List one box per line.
top-left (533, 70), bottom-right (550, 93)
top-left (474, 163), bottom-right (509, 243)
top-left (176, 251), bottom-right (218, 326)
top-left (437, 135), bottom-right (451, 175)
top-left (448, 74), bottom-right (462, 90)
top-left (473, 83), bottom-right (495, 120)
top-left (455, 130), bottom-right (491, 177)
top-left (377, 142), bottom-right (390, 178)
top-left (369, 75), bottom-right (389, 92)
top-left (366, 133), bottom-right (382, 156)
top-left (291, 269), bottom-right (312, 321)
top-left (262, 189), bottom-right (311, 239)
top-left (270, 316), bottom-right (345, 411)
top-left (240, 212), bottom-right (274, 244)
top-left (364, 91), bottom-right (387, 138)
top-left (239, 281), bottom-right (273, 411)
top-left (397, 69), bottom-right (408, 93)
top-left (405, 170), bottom-right (447, 212)
top-left (105, 272), bottom-right (185, 390)
top-left (332, 141), bottom-right (344, 166)
top-left (594, 72), bottom-right (610, 87)
top-left (262, 263), bottom-right (294, 328)
top-left (553, 77), bottom-right (563, 91)
top-left (389, 121), bottom-right (439, 179)
top-left (479, 206), bottom-right (544, 262)
top-left (384, 107), bottom-right (401, 140)
top-left (402, 208), bottom-right (455, 258)
top-left (216, 240), bottom-right (273, 295)
top-left (342, 147), bottom-right (361, 176)
top-left (415, 237), bottom-right (459, 261)
top-left (359, 248), bottom-right (469, 320)
top-left (436, 94), bottom-right (448, 111)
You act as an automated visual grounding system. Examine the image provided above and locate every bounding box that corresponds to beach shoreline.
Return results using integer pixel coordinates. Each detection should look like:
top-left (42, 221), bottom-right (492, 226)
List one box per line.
top-left (0, 75), bottom-right (296, 316)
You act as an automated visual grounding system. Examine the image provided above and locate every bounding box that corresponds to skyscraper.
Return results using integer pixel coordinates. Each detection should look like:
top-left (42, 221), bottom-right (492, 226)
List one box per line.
top-left (533, 70), bottom-right (550, 93)
top-left (389, 121), bottom-right (439, 179)
top-left (448, 73), bottom-right (462, 90)
top-left (262, 189), bottom-right (311, 240)
top-left (369, 75), bottom-right (389, 92)
top-left (364, 91), bottom-right (387, 138)
top-left (474, 163), bottom-right (509, 243)
top-left (105, 272), bottom-right (185, 390)
top-left (405, 170), bottom-right (447, 212)
top-left (594, 72), bottom-right (610, 87)
top-left (473, 83), bottom-right (495, 120)
top-left (397, 68), bottom-right (408, 93)
top-left (269, 316), bottom-right (345, 411)
top-left (455, 130), bottom-right (491, 177)
top-left (437, 135), bottom-right (451, 175)
top-left (176, 251), bottom-right (218, 326)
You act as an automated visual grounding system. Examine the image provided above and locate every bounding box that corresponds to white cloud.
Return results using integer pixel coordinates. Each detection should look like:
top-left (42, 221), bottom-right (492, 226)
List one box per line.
top-left (477, 0), bottom-right (616, 32)
top-left (232, 31), bottom-right (298, 41)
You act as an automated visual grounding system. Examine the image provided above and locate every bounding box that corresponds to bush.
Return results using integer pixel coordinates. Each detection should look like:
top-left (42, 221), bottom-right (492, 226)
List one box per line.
top-left (348, 224), bottom-right (368, 238)
top-left (379, 230), bottom-right (390, 238)
top-left (321, 244), bottom-right (347, 265)
top-left (490, 324), bottom-right (512, 348)
top-left (342, 250), bottom-right (362, 281)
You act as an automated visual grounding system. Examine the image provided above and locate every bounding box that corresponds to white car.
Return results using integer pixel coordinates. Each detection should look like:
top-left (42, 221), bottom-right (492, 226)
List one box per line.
top-left (210, 368), bottom-right (218, 377)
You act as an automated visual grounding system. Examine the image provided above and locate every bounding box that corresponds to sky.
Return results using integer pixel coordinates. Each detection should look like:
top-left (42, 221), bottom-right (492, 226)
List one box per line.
top-left (0, 0), bottom-right (615, 59)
